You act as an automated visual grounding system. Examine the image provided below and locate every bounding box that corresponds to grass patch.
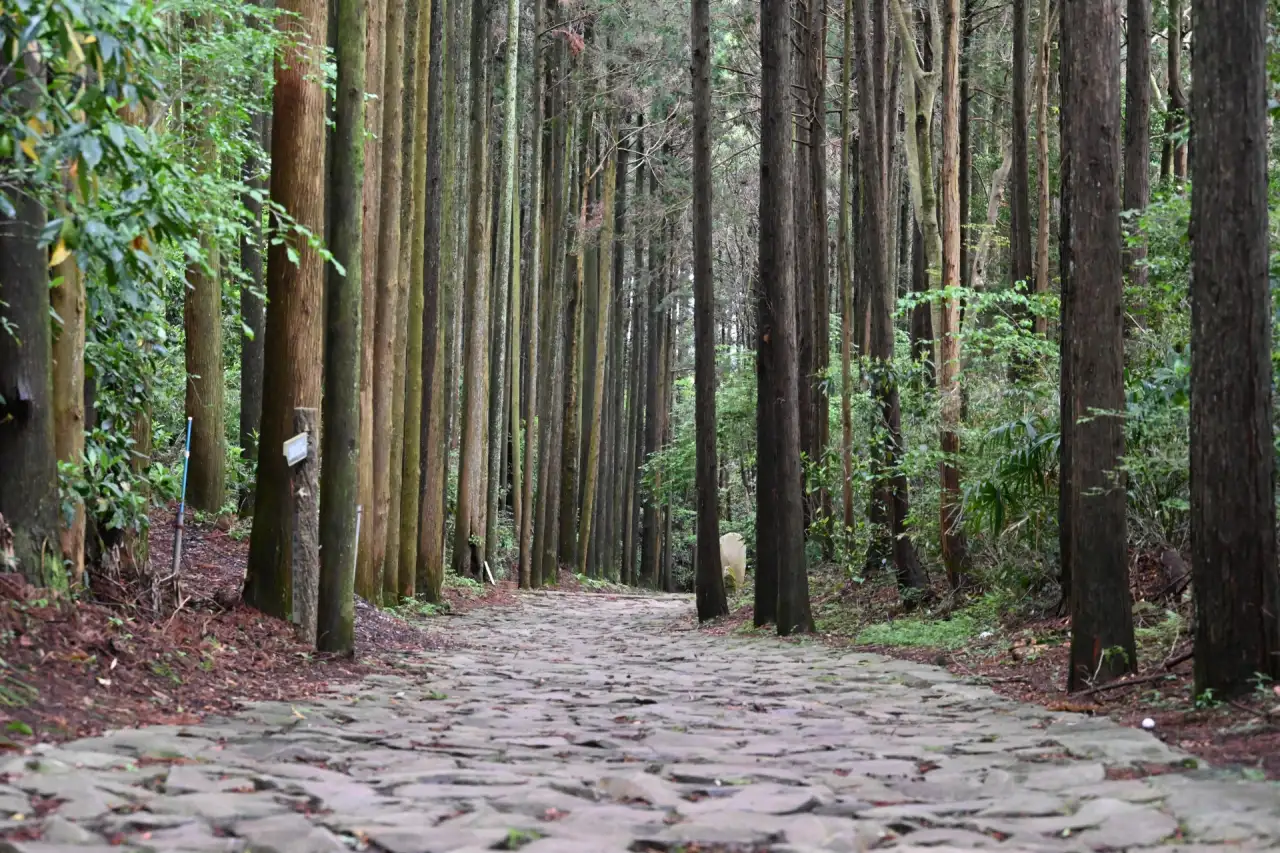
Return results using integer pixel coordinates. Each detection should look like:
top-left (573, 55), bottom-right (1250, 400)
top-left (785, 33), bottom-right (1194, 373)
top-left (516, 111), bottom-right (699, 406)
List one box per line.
top-left (855, 612), bottom-right (987, 650)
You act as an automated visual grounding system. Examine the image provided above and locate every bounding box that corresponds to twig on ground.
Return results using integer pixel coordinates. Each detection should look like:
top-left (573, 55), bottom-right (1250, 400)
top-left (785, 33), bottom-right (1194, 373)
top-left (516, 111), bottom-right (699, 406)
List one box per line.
top-left (1227, 699), bottom-right (1278, 721)
top-left (1163, 648), bottom-right (1193, 670)
top-left (1073, 671), bottom-right (1174, 699)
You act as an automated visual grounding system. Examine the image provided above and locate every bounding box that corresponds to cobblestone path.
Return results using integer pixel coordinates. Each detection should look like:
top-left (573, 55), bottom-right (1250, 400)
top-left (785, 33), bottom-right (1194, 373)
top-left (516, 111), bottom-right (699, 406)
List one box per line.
top-left (4, 592), bottom-right (1278, 852)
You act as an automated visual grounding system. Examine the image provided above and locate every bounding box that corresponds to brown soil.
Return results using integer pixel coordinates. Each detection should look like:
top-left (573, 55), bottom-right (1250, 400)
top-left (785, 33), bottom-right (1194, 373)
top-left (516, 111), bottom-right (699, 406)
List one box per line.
top-left (696, 561), bottom-right (1280, 781)
top-left (0, 505), bottom-right (517, 749)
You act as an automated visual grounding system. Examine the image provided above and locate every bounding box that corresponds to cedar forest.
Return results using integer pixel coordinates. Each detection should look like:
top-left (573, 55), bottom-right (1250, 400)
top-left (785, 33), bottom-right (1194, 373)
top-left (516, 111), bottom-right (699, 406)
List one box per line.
top-left (2, 0), bottom-right (1279, 700)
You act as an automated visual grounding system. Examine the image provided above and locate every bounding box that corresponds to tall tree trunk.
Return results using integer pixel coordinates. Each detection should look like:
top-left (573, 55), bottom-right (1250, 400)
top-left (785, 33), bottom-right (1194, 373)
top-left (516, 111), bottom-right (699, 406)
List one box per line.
top-left (184, 61), bottom-right (226, 514)
top-left (692, 0), bottom-right (729, 619)
top-left (622, 123), bottom-right (646, 586)
top-left (558, 106), bottom-right (591, 569)
top-left (958, 0), bottom-right (972, 295)
top-left (400, 0), bottom-right (436, 587)
top-left (858, 0), bottom-right (928, 599)
top-left (51, 185), bottom-right (87, 585)
top-left (640, 160), bottom-right (665, 589)
top-left (452, 0), bottom-right (493, 578)
top-left (939, 0), bottom-right (968, 589)
top-left (576, 123), bottom-right (615, 577)
top-left (417, 0), bottom-right (449, 602)
top-left (1032, 0), bottom-right (1055, 334)
top-left (1123, 0), bottom-right (1151, 315)
top-left (839, 4), bottom-right (855, 540)
top-left (356, 0), bottom-right (387, 602)
top-left (760, 0), bottom-right (813, 634)
top-left (244, 0), bottom-right (328, 618)
top-left (1161, 0), bottom-right (1186, 183)
top-left (239, 111), bottom-right (268, 490)
top-left (1060, 0), bottom-right (1136, 691)
top-left (317, 0), bottom-right (365, 653)
top-left (485, 0), bottom-right (522, 567)
top-left (372, 0), bottom-right (407, 595)
top-left (385, 0), bottom-right (421, 595)
top-left (518, 2), bottom-right (545, 587)
top-left (1189, 0), bottom-right (1280, 696)
top-left (1010, 0), bottom-right (1033, 298)
top-left (0, 56), bottom-right (61, 588)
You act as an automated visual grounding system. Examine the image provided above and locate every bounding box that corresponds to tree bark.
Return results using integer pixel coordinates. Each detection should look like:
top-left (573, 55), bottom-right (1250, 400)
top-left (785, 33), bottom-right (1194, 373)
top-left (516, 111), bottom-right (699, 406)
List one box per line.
top-left (317, 0), bottom-right (364, 654)
top-left (417, 0), bottom-right (449, 601)
top-left (1060, 0), bottom-right (1136, 691)
top-left (518, 3), bottom-right (545, 587)
top-left (760, 0), bottom-right (813, 634)
top-left (939, 0), bottom-right (968, 589)
top-left (239, 111), bottom-right (268, 484)
top-left (372, 0), bottom-right (407, 596)
top-left (244, 0), bottom-right (328, 618)
top-left (51, 186), bottom-right (87, 586)
top-left (451, 0), bottom-right (493, 578)
top-left (838, 0), bottom-right (855, 540)
top-left (1188, 0), bottom-right (1280, 696)
top-left (692, 0), bottom-right (729, 619)
top-left (1161, 0), bottom-right (1186, 183)
top-left (356, 0), bottom-right (387, 603)
top-left (1122, 0), bottom-right (1150, 308)
top-left (0, 58), bottom-right (61, 588)
top-left (1032, 0), bottom-right (1055, 334)
top-left (184, 61), bottom-right (226, 514)
top-left (399, 0), bottom-right (435, 591)
top-left (576, 124), bottom-right (615, 578)
top-left (485, 0), bottom-right (522, 568)
top-left (1010, 0), bottom-right (1033, 296)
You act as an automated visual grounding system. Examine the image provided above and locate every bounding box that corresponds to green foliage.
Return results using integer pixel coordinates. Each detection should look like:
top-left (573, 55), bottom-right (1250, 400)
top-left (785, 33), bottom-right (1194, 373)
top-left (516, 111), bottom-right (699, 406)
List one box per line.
top-left (855, 612), bottom-right (987, 650)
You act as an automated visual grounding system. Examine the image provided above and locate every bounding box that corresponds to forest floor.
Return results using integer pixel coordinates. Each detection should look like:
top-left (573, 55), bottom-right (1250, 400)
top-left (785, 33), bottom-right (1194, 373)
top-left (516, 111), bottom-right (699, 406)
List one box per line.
top-left (0, 590), bottom-right (1277, 852)
top-left (0, 505), bottom-right (534, 749)
top-left (1, 508), bottom-right (1275, 787)
top-left (697, 563), bottom-right (1280, 782)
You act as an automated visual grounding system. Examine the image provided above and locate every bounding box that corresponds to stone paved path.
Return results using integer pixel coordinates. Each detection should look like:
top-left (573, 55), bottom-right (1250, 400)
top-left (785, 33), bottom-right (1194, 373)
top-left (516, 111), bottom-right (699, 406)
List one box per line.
top-left (4, 592), bottom-right (1279, 853)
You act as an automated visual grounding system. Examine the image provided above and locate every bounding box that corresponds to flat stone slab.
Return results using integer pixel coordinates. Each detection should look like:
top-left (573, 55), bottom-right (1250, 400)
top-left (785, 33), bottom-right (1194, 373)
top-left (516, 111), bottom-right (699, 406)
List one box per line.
top-left (6, 592), bottom-right (1278, 852)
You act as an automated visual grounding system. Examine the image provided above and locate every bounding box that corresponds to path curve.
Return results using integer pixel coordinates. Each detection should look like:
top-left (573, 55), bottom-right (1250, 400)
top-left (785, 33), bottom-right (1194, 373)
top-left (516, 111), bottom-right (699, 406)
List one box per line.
top-left (5, 592), bottom-right (1279, 852)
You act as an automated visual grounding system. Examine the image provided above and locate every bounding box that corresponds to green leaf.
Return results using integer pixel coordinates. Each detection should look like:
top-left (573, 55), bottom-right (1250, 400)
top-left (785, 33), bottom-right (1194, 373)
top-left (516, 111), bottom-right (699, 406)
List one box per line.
top-left (80, 135), bottom-right (103, 169)
top-left (5, 720), bottom-right (33, 736)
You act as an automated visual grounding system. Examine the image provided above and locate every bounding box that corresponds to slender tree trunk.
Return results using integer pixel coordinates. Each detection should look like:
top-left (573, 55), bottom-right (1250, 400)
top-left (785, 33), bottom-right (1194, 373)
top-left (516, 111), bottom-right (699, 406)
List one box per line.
top-left (417, 0), bottom-right (449, 601)
top-left (239, 111), bottom-right (268, 486)
top-left (518, 3), bottom-right (545, 587)
top-left (385, 0), bottom-right (420, 593)
top-left (839, 1), bottom-right (855, 538)
top-left (1189, 0), bottom-right (1280, 696)
top-left (858, 0), bottom-right (928, 599)
top-left (577, 123), bottom-right (616, 577)
top-left (760, 0), bottom-right (813, 634)
top-left (1123, 0), bottom-right (1151, 318)
top-left (485, 0), bottom-right (522, 567)
top-left (356, 0), bottom-right (387, 602)
top-left (1162, 0), bottom-right (1186, 183)
top-left (184, 66), bottom-right (226, 514)
top-left (958, 0), bottom-right (972, 295)
top-left (317, 0), bottom-right (365, 653)
top-left (244, 0), bottom-right (328, 618)
top-left (692, 0), bottom-right (729, 619)
top-left (558, 106), bottom-right (590, 568)
top-left (1061, 0), bottom-right (1136, 691)
top-left (452, 0), bottom-right (493, 578)
top-left (1010, 0), bottom-right (1033, 297)
top-left (641, 167), bottom-right (666, 590)
top-left (939, 0), bottom-right (968, 589)
top-left (1032, 0), bottom-right (1055, 334)
top-left (622, 124), bottom-right (646, 586)
top-left (399, 0), bottom-right (436, 589)
top-left (51, 185), bottom-right (87, 585)
top-left (372, 0), bottom-right (406, 595)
